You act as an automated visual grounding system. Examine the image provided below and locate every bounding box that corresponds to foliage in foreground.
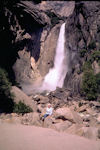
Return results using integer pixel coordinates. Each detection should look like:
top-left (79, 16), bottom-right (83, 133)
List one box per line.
top-left (13, 101), bottom-right (33, 114)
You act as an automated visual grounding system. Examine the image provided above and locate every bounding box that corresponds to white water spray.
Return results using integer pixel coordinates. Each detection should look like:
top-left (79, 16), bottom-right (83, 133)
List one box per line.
top-left (42, 23), bottom-right (68, 91)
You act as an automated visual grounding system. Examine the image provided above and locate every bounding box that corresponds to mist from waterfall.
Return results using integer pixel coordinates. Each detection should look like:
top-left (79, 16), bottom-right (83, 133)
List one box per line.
top-left (42, 23), bottom-right (68, 91)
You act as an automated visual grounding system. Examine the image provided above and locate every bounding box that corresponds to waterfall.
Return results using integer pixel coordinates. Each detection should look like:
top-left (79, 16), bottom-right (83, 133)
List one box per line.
top-left (42, 23), bottom-right (67, 91)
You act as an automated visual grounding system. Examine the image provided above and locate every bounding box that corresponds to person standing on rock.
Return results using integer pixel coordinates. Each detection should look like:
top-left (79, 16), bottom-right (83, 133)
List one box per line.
top-left (42, 103), bottom-right (53, 121)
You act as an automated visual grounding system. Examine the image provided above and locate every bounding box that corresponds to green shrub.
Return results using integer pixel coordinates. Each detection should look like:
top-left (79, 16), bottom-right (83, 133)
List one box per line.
top-left (13, 101), bottom-right (33, 114)
top-left (79, 49), bottom-right (87, 57)
top-left (81, 62), bottom-right (98, 100)
top-left (81, 60), bottom-right (100, 100)
top-left (0, 68), bottom-right (11, 96)
top-left (82, 70), bottom-right (98, 100)
top-left (82, 61), bottom-right (92, 72)
top-left (0, 67), bottom-right (14, 112)
top-left (46, 11), bottom-right (59, 26)
top-left (95, 73), bottom-right (100, 93)
top-left (91, 50), bottom-right (100, 62)
top-left (96, 73), bottom-right (100, 84)
top-left (98, 60), bottom-right (100, 66)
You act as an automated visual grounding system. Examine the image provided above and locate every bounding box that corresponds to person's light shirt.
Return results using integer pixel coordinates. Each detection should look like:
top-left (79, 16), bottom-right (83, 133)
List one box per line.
top-left (46, 107), bottom-right (53, 115)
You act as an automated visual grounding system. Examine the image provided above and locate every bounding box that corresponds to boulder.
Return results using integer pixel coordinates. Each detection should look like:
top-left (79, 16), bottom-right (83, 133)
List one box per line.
top-left (21, 112), bottom-right (41, 126)
top-left (7, 116), bottom-right (21, 124)
top-left (0, 113), bottom-right (21, 124)
top-left (50, 97), bottom-right (61, 109)
top-left (79, 113), bottom-right (90, 122)
top-left (43, 116), bottom-right (54, 128)
top-left (86, 108), bottom-right (97, 116)
top-left (11, 86), bottom-right (37, 111)
top-left (13, 48), bottom-right (35, 84)
top-left (55, 107), bottom-right (83, 124)
top-left (77, 105), bottom-right (87, 113)
top-left (66, 124), bottom-right (83, 135)
top-left (78, 127), bottom-right (99, 140)
top-left (66, 124), bottom-right (99, 140)
top-left (89, 101), bottom-right (100, 110)
top-left (92, 61), bottom-right (100, 74)
top-left (89, 117), bottom-right (99, 127)
top-left (50, 88), bottom-right (70, 100)
top-left (54, 121), bottom-right (72, 132)
top-left (37, 104), bottom-right (44, 113)
top-left (97, 115), bottom-right (100, 123)
top-left (98, 129), bottom-right (100, 139)
top-left (33, 95), bottom-right (49, 104)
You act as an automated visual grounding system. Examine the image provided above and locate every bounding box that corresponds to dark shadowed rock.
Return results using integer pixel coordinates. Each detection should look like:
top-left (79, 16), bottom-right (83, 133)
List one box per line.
top-left (17, 1), bottom-right (51, 25)
top-left (33, 95), bottom-right (49, 104)
top-left (49, 88), bottom-right (71, 100)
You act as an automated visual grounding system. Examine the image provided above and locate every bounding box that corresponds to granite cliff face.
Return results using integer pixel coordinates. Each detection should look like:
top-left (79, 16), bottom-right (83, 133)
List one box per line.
top-left (64, 1), bottom-right (100, 94)
top-left (0, 1), bottom-right (100, 94)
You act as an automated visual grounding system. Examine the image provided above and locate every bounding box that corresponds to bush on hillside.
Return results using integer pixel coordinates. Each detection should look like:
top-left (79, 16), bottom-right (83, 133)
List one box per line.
top-left (91, 50), bottom-right (100, 62)
top-left (82, 61), bottom-right (92, 72)
top-left (81, 61), bottom-right (99, 100)
top-left (79, 49), bottom-right (87, 57)
top-left (95, 73), bottom-right (100, 93)
top-left (46, 11), bottom-right (60, 27)
top-left (0, 67), bottom-right (14, 112)
top-left (82, 70), bottom-right (98, 100)
top-left (13, 101), bottom-right (33, 114)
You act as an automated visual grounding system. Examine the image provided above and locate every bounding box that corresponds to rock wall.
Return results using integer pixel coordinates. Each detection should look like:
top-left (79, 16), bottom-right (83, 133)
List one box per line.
top-left (12, 1), bottom-right (75, 85)
top-left (64, 1), bottom-right (100, 94)
top-left (37, 23), bottom-right (61, 76)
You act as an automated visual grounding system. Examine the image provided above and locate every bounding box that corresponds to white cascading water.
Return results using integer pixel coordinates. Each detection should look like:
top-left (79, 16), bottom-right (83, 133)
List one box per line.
top-left (42, 23), bottom-right (68, 91)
